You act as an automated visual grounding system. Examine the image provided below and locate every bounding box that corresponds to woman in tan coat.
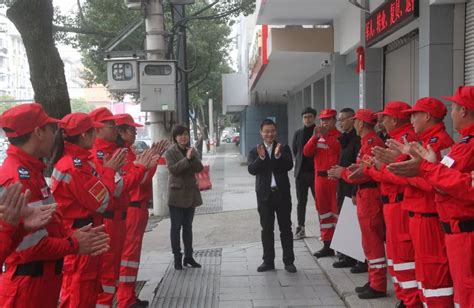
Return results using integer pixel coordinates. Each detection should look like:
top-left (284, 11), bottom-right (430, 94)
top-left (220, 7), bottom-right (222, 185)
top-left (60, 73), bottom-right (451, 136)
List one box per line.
top-left (165, 125), bottom-right (203, 270)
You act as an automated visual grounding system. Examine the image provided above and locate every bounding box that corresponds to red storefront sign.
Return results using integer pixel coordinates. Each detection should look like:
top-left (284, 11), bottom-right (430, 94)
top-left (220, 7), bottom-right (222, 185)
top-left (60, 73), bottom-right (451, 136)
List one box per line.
top-left (365, 0), bottom-right (418, 47)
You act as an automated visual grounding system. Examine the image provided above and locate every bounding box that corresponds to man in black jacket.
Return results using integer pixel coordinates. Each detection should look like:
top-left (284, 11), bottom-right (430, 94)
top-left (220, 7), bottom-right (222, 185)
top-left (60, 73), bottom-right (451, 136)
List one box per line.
top-left (292, 107), bottom-right (317, 239)
top-left (248, 119), bottom-right (296, 273)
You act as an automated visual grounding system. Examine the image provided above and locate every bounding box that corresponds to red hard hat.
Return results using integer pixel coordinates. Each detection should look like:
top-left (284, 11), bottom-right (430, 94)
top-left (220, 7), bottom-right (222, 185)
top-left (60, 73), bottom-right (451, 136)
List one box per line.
top-left (61, 112), bottom-right (104, 136)
top-left (376, 101), bottom-right (411, 119)
top-left (319, 109), bottom-right (337, 119)
top-left (351, 109), bottom-right (376, 125)
top-left (402, 97), bottom-right (447, 119)
top-left (115, 114), bottom-right (143, 127)
top-left (442, 86), bottom-right (474, 110)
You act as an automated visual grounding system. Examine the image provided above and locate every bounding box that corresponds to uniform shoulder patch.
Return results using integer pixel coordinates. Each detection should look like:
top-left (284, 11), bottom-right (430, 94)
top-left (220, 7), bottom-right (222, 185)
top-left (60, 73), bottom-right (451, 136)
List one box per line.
top-left (96, 150), bottom-right (105, 160)
top-left (73, 157), bottom-right (82, 167)
top-left (429, 136), bottom-right (439, 144)
top-left (460, 135), bottom-right (473, 144)
top-left (18, 167), bottom-right (30, 180)
top-left (367, 138), bottom-right (374, 144)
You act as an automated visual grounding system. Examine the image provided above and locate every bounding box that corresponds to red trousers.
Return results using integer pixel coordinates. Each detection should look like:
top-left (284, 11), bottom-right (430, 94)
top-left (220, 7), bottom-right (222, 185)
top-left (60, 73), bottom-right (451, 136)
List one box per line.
top-left (356, 187), bottom-right (387, 293)
top-left (0, 263), bottom-right (62, 308)
top-left (60, 254), bottom-right (101, 308)
top-left (444, 230), bottom-right (474, 308)
top-left (409, 214), bottom-right (453, 307)
top-left (96, 216), bottom-right (126, 308)
top-left (384, 201), bottom-right (422, 308)
top-left (117, 203), bottom-right (149, 308)
top-left (315, 175), bottom-right (338, 241)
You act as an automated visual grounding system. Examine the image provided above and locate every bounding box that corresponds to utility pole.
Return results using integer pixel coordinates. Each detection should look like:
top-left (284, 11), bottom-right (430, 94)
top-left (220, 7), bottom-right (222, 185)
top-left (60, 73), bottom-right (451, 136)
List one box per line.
top-left (174, 4), bottom-right (190, 127)
top-left (145, 0), bottom-right (170, 217)
top-left (208, 98), bottom-right (215, 154)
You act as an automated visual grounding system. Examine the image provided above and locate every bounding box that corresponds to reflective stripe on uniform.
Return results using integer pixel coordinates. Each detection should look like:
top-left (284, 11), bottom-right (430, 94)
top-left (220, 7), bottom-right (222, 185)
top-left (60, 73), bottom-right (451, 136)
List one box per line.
top-left (319, 212), bottom-right (335, 220)
top-left (52, 169), bottom-right (72, 184)
top-left (369, 264), bottom-right (387, 269)
top-left (455, 303), bottom-right (460, 308)
top-left (368, 257), bottom-right (386, 264)
top-left (387, 259), bottom-right (394, 266)
top-left (140, 171), bottom-right (149, 184)
top-left (96, 190), bottom-right (110, 214)
top-left (113, 174), bottom-right (124, 198)
top-left (399, 280), bottom-right (418, 289)
top-left (101, 285), bottom-right (116, 294)
top-left (422, 286), bottom-right (453, 298)
top-left (317, 143), bottom-right (329, 149)
top-left (96, 305), bottom-right (110, 308)
top-left (28, 200), bottom-right (44, 208)
top-left (119, 275), bottom-right (136, 283)
top-left (16, 228), bottom-right (48, 251)
top-left (320, 223), bottom-right (336, 229)
top-left (121, 260), bottom-right (140, 268)
top-left (392, 276), bottom-right (399, 283)
top-left (393, 262), bottom-right (415, 271)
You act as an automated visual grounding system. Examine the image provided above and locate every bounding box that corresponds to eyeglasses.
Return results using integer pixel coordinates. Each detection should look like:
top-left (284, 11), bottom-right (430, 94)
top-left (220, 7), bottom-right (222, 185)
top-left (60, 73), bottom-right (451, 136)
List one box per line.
top-left (337, 117), bottom-right (353, 122)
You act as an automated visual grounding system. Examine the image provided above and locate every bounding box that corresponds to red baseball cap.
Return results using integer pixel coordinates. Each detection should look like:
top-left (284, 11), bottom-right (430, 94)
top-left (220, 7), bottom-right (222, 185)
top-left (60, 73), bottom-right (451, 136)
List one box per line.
top-left (89, 107), bottom-right (120, 123)
top-left (115, 114), bottom-right (143, 127)
top-left (319, 109), bottom-right (337, 119)
top-left (351, 109), bottom-right (376, 125)
top-left (0, 103), bottom-right (63, 138)
top-left (60, 112), bottom-right (104, 137)
top-left (376, 101), bottom-right (411, 119)
top-left (442, 86), bottom-right (474, 110)
top-left (402, 97), bottom-right (447, 119)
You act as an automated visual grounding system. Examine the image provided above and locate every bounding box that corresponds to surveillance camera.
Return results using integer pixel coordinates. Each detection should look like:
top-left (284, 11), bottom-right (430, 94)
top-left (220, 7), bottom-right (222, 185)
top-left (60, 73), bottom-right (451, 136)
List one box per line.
top-left (321, 60), bottom-right (331, 67)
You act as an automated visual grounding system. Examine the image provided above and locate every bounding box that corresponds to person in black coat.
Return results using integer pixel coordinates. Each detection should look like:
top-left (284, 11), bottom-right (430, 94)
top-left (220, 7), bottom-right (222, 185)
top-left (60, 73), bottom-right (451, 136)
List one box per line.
top-left (248, 119), bottom-right (296, 273)
top-left (291, 107), bottom-right (317, 239)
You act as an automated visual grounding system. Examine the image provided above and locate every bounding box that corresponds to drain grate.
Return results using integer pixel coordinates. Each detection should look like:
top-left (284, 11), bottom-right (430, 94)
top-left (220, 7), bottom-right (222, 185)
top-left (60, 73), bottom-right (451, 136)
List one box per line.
top-left (152, 249), bottom-right (222, 308)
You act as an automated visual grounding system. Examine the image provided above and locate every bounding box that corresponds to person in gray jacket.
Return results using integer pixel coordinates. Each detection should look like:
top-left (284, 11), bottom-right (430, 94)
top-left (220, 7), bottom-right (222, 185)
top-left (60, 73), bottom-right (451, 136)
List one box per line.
top-left (165, 125), bottom-right (204, 270)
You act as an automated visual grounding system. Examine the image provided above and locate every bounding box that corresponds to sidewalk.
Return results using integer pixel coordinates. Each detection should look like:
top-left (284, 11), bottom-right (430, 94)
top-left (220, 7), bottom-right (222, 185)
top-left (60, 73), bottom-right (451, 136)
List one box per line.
top-left (135, 144), bottom-right (398, 307)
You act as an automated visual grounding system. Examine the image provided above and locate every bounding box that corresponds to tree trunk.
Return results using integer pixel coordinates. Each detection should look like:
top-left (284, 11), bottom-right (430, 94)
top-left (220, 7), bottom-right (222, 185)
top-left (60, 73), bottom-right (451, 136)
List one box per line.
top-left (7, 0), bottom-right (71, 118)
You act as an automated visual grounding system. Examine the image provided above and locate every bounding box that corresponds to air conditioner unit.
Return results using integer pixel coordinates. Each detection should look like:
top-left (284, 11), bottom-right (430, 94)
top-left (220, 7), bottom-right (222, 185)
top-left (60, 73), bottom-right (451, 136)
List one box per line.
top-left (125, 0), bottom-right (141, 9)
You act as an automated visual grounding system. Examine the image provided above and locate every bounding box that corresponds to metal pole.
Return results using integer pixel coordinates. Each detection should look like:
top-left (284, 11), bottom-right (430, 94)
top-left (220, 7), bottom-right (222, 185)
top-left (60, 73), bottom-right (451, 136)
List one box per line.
top-left (145, 0), bottom-right (170, 217)
top-left (208, 98), bottom-right (214, 154)
top-left (174, 4), bottom-right (190, 127)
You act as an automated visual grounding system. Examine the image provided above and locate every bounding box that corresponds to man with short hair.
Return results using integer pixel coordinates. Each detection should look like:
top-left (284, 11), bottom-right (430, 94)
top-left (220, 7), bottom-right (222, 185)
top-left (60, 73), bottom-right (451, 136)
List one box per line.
top-left (291, 107), bottom-right (317, 240)
top-left (248, 119), bottom-right (296, 273)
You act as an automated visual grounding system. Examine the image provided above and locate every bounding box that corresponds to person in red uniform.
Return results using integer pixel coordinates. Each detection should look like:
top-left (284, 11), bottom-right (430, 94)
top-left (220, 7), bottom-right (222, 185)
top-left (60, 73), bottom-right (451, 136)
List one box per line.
top-left (303, 108), bottom-right (341, 258)
top-left (350, 102), bottom-right (422, 308)
top-left (90, 108), bottom-right (157, 308)
top-left (329, 109), bottom-right (387, 299)
top-left (115, 114), bottom-right (167, 308)
top-left (388, 86), bottom-right (474, 308)
top-left (0, 103), bottom-right (110, 308)
top-left (50, 112), bottom-right (128, 308)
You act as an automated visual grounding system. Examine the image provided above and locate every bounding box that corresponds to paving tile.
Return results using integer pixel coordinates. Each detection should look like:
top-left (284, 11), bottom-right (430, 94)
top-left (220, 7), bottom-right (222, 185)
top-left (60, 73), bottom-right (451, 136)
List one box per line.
top-left (219, 286), bottom-right (251, 294)
top-left (220, 292), bottom-right (254, 301)
top-left (282, 286), bottom-right (319, 299)
top-left (220, 276), bottom-right (250, 288)
top-left (319, 295), bottom-right (345, 305)
top-left (248, 275), bottom-right (281, 286)
top-left (250, 286), bottom-right (285, 300)
top-left (219, 300), bottom-right (253, 308)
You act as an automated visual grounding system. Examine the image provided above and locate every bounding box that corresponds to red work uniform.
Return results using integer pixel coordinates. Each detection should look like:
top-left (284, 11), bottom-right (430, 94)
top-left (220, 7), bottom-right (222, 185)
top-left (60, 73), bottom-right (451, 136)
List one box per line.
top-left (303, 127), bottom-right (341, 242)
top-left (342, 130), bottom-right (387, 293)
top-left (117, 145), bottom-right (157, 308)
top-left (52, 141), bottom-right (116, 308)
top-left (0, 217), bottom-right (25, 264)
top-left (92, 137), bottom-right (145, 308)
top-left (401, 122), bottom-right (454, 307)
top-left (364, 123), bottom-right (421, 307)
top-left (420, 123), bottom-right (474, 307)
top-left (0, 145), bottom-right (79, 308)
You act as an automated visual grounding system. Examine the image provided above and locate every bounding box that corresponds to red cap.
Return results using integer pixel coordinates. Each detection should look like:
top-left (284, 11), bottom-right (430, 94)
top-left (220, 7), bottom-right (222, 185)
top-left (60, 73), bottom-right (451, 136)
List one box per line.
top-left (114, 114), bottom-right (143, 127)
top-left (0, 103), bottom-right (63, 138)
top-left (351, 109), bottom-right (376, 125)
top-left (319, 109), bottom-right (337, 119)
top-left (60, 112), bottom-right (104, 137)
top-left (442, 86), bottom-right (474, 110)
top-left (89, 107), bottom-right (120, 123)
top-left (402, 97), bottom-right (447, 119)
top-left (376, 101), bottom-right (411, 119)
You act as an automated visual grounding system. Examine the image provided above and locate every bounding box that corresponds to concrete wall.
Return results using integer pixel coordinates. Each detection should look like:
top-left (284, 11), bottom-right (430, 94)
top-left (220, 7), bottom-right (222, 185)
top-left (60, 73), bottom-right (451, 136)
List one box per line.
top-left (334, 5), bottom-right (361, 55)
top-left (241, 104), bottom-right (289, 157)
top-left (331, 53), bottom-right (360, 112)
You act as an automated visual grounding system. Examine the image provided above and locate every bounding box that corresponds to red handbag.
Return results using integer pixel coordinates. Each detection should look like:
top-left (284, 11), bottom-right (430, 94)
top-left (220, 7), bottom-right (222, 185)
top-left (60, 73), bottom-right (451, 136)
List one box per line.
top-left (196, 165), bottom-right (212, 191)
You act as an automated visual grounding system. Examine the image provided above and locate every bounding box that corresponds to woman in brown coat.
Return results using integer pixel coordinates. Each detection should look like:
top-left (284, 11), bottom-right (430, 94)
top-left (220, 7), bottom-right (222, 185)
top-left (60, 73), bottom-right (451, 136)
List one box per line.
top-left (165, 125), bottom-right (203, 270)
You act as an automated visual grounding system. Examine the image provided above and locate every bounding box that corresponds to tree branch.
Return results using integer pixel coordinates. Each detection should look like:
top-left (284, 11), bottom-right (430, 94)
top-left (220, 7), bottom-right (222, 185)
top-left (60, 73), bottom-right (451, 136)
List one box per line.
top-left (189, 49), bottom-right (213, 90)
top-left (52, 24), bottom-right (115, 37)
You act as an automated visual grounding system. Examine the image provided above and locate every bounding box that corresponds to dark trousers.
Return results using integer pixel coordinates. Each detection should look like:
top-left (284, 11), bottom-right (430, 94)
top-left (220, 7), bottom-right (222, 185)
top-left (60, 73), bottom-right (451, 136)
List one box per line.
top-left (258, 190), bottom-right (295, 265)
top-left (169, 206), bottom-right (195, 258)
top-left (295, 172), bottom-right (315, 227)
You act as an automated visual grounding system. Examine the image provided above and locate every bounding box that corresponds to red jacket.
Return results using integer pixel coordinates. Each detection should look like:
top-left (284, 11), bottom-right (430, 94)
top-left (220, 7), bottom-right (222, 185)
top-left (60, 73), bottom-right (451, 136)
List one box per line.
top-left (423, 123), bottom-right (474, 222)
top-left (91, 138), bottom-right (146, 217)
top-left (364, 123), bottom-right (418, 199)
top-left (303, 128), bottom-right (341, 172)
top-left (0, 145), bottom-right (79, 268)
top-left (123, 145), bottom-right (157, 204)
top-left (51, 142), bottom-right (117, 229)
top-left (402, 123), bottom-right (454, 213)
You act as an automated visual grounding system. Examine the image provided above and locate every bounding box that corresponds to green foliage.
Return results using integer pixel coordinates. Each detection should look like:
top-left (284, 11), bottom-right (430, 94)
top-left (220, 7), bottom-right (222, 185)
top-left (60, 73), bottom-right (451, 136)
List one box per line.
top-left (71, 97), bottom-right (93, 113)
top-left (0, 96), bottom-right (17, 114)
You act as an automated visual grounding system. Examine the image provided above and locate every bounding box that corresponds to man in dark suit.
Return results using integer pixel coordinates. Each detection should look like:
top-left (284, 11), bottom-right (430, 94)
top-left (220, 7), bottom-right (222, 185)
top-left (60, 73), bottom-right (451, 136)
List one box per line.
top-left (248, 119), bottom-right (296, 273)
top-left (292, 107), bottom-right (317, 240)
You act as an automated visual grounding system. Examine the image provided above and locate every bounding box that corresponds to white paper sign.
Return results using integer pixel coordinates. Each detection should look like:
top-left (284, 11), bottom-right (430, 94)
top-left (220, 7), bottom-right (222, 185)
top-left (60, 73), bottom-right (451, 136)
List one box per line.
top-left (330, 197), bottom-right (365, 262)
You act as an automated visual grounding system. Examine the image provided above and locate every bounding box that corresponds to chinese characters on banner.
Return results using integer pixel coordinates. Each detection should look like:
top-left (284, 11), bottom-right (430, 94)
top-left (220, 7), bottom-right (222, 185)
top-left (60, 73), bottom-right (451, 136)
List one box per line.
top-left (365, 0), bottom-right (418, 47)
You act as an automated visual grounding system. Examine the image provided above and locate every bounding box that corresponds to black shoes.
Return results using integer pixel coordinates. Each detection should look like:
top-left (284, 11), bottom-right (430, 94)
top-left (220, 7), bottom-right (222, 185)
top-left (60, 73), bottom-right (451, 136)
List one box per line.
top-left (183, 257), bottom-right (202, 268)
top-left (130, 299), bottom-right (149, 307)
top-left (350, 261), bottom-right (368, 273)
top-left (332, 257), bottom-right (357, 268)
top-left (257, 262), bottom-right (275, 272)
top-left (174, 255), bottom-right (183, 270)
top-left (284, 264), bottom-right (297, 273)
top-left (357, 286), bottom-right (387, 299)
top-left (313, 241), bottom-right (335, 258)
top-left (395, 301), bottom-right (406, 308)
top-left (355, 282), bottom-right (370, 293)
